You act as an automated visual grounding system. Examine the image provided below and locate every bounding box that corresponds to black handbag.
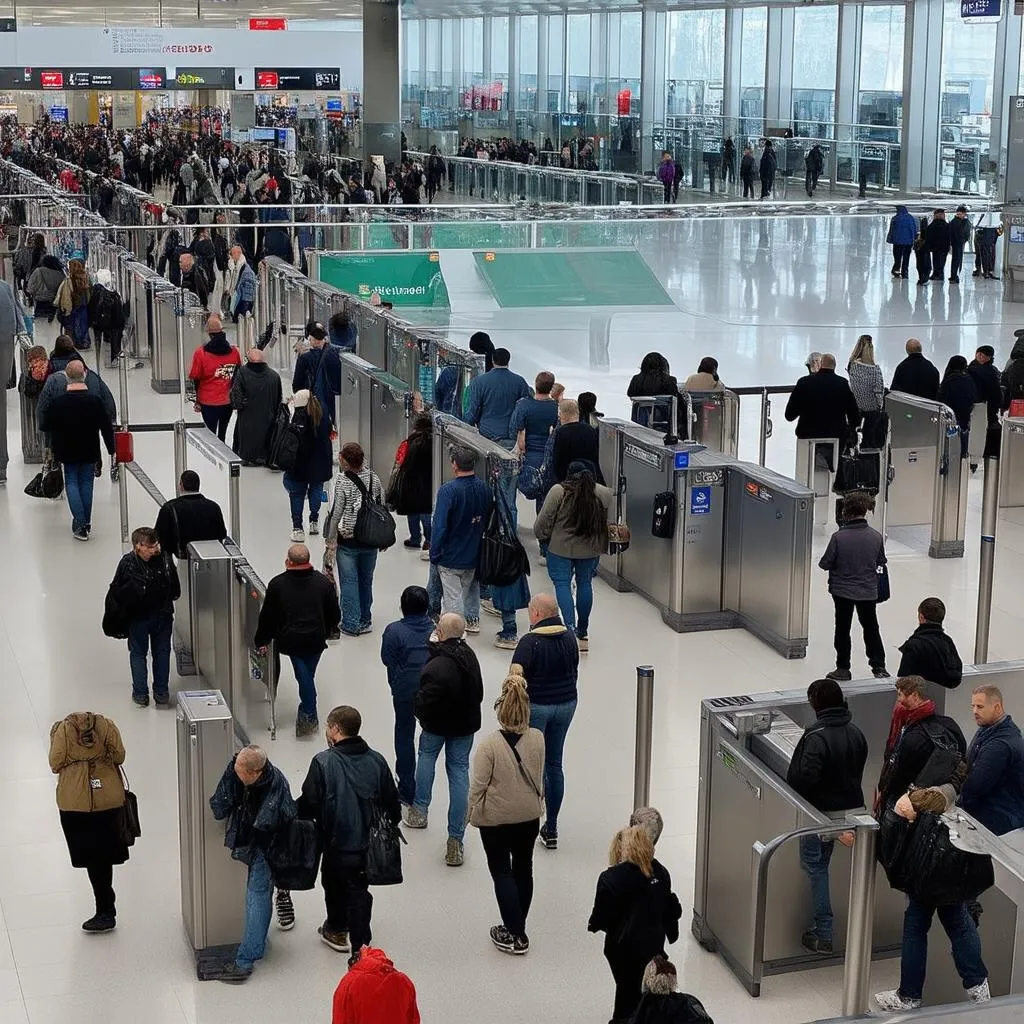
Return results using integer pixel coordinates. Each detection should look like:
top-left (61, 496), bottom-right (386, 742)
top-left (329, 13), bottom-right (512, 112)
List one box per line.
top-left (834, 451), bottom-right (881, 495)
top-left (478, 486), bottom-right (529, 587)
top-left (860, 408), bottom-right (890, 450)
top-left (876, 564), bottom-right (891, 603)
top-left (364, 801), bottom-right (406, 886)
top-left (119, 767), bottom-right (141, 846)
top-left (41, 461), bottom-right (64, 499)
top-left (268, 818), bottom-right (321, 891)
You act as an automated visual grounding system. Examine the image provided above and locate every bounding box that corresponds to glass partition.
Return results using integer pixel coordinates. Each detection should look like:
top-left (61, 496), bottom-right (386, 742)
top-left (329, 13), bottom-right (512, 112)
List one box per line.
top-left (792, 5), bottom-right (839, 138)
top-left (739, 7), bottom-right (768, 140)
top-left (517, 15), bottom-right (538, 114)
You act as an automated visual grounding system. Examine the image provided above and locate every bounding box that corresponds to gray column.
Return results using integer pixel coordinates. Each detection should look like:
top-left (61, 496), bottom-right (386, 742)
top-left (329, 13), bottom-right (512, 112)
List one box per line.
top-left (834, 4), bottom-right (862, 130)
top-left (764, 7), bottom-right (794, 133)
top-left (508, 14), bottom-right (518, 133)
top-left (537, 15), bottom-right (550, 115)
top-left (363, 0), bottom-right (401, 168)
top-left (722, 9), bottom-right (743, 137)
top-left (991, 9), bottom-right (1024, 189)
top-left (640, 8), bottom-right (666, 173)
top-left (901, 0), bottom-right (943, 191)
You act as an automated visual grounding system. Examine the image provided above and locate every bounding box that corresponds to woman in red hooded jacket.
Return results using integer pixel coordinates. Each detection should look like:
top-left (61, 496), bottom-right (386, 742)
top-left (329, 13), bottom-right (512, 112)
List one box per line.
top-left (332, 947), bottom-right (420, 1024)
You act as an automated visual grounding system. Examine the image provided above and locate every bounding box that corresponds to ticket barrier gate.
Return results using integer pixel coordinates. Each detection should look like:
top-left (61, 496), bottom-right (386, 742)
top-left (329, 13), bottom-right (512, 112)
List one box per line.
top-left (126, 262), bottom-right (167, 365)
top-left (257, 256), bottom-right (307, 370)
top-left (428, 340), bottom-right (486, 414)
top-left (338, 351), bottom-right (379, 450)
top-left (304, 279), bottom-right (346, 338)
top-left (598, 419), bottom-right (813, 658)
top-left (999, 416), bottom-right (1024, 508)
top-left (693, 668), bottom-right (1024, 1008)
top-left (687, 389), bottom-right (740, 457)
top-left (629, 393), bottom-right (688, 439)
top-left (884, 392), bottom-right (967, 558)
top-left (795, 437), bottom-right (839, 528)
top-left (969, 401), bottom-right (989, 472)
top-left (152, 287), bottom-right (206, 394)
top-left (432, 414), bottom-right (520, 493)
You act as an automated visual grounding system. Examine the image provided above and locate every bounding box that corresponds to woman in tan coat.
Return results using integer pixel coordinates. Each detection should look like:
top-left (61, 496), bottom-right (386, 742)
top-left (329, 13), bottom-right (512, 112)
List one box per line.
top-left (48, 712), bottom-right (129, 932)
top-left (469, 673), bottom-right (545, 956)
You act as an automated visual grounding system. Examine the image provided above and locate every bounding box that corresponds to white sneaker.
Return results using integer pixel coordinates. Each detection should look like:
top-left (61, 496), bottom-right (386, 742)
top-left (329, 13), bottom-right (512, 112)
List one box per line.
top-left (874, 990), bottom-right (922, 1012)
top-left (308, 520), bottom-right (319, 536)
top-left (290, 528), bottom-right (305, 542)
top-left (967, 979), bottom-right (991, 1003)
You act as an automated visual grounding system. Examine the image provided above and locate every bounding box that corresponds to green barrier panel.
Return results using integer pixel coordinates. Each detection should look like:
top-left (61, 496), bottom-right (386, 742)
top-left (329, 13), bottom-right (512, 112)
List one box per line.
top-left (318, 251), bottom-right (451, 308)
top-left (366, 223), bottom-right (411, 250)
top-left (472, 248), bottom-right (674, 308)
top-left (411, 221), bottom-right (531, 250)
top-left (538, 222), bottom-right (645, 248)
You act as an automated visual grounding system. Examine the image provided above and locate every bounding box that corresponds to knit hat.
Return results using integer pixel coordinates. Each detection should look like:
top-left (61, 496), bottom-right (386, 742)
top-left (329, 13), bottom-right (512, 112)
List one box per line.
top-left (306, 320), bottom-right (327, 341)
top-left (641, 955), bottom-right (678, 996)
top-left (292, 389), bottom-right (311, 408)
top-left (977, 345), bottom-right (995, 360)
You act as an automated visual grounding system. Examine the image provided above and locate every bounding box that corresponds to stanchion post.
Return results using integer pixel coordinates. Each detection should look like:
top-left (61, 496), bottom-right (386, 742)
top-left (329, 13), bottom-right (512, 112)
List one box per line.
top-left (841, 814), bottom-right (879, 1016)
top-left (758, 390), bottom-right (769, 467)
top-left (975, 454), bottom-right (1000, 664)
top-left (117, 350), bottom-right (129, 428)
top-left (173, 418), bottom-right (187, 490)
top-left (175, 285), bottom-right (187, 421)
top-left (633, 666), bottom-right (655, 810)
top-left (118, 459), bottom-right (129, 546)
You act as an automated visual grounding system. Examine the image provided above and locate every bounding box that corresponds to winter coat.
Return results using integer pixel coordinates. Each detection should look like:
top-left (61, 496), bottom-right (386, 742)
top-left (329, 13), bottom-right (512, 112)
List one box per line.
top-left (36, 366), bottom-right (116, 428)
top-left (888, 207), bottom-right (918, 247)
top-left (950, 215), bottom-right (973, 248)
top-left (897, 623), bottom-right (963, 689)
top-left (1003, 355), bottom-right (1024, 409)
top-left (968, 360), bottom-right (1002, 425)
top-left (510, 617), bottom-right (580, 705)
top-left (657, 159), bottom-right (676, 186)
top-left (588, 860), bottom-right (682, 961)
top-left (786, 706), bottom-right (868, 813)
top-left (939, 371), bottom-right (978, 432)
top-left (879, 713), bottom-right (966, 808)
top-left (288, 406), bottom-right (334, 486)
top-left (188, 336), bottom-right (240, 406)
top-left (232, 260), bottom-right (258, 309)
top-left (332, 947), bottom-right (420, 1024)
top-left (629, 993), bottom-right (713, 1024)
top-left (890, 353), bottom-right (940, 400)
top-left (292, 345), bottom-right (342, 426)
top-left (414, 637), bottom-right (484, 738)
top-left (49, 713), bottom-right (126, 814)
top-left (533, 482), bottom-right (612, 561)
top-left (26, 255), bottom-right (65, 303)
top-left (469, 728), bottom-right (545, 827)
top-left (210, 757), bottom-right (296, 867)
top-left (818, 518), bottom-right (886, 602)
top-left (925, 218), bottom-right (951, 251)
top-left (682, 372), bottom-right (723, 393)
top-left (230, 361), bottom-right (282, 464)
top-left (740, 154), bottom-right (755, 179)
top-left (848, 361), bottom-right (885, 413)
top-left (380, 613), bottom-right (435, 701)
top-left (155, 492), bottom-right (227, 559)
top-left (960, 715), bottom-right (1024, 835)
top-left (390, 429), bottom-right (433, 516)
top-left (759, 149), bottom-right (777, 180)
top-left (109, 549), bottom-right (180, 620)
top-left (253, 565), bottom-right (340, 657)
top-left (784, 368), bottom-right (861, 441)
top-left (430, 475), bottom-right (492, 570)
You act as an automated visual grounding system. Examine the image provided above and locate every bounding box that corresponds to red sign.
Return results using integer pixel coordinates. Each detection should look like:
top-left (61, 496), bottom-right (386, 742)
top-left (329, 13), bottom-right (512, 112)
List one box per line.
top-left (40, 71), bottom-right (63, 89)
top-left (249, 17), bottom-right (287, 30)
top-left (256, 70), bottom-right (280, 90)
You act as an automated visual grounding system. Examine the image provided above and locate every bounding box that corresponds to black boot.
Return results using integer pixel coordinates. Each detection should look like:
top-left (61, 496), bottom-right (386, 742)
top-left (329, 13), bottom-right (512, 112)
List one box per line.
top-left (82, 911), bottom-right (116, 933)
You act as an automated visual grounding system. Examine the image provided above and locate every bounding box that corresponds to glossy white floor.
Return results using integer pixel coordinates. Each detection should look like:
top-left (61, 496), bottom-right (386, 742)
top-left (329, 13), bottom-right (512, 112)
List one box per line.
top-left (1, 215), bottom-right (1022, 1024)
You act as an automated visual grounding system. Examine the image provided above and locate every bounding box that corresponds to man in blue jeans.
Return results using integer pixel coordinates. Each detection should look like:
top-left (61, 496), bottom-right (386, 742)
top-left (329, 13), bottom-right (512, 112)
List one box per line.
top-left (511, 594), bottom-right (580, 850)
top-left (405, 613), bottom-right (483, 868)
top-left (209, 745), bottom-right (297, 983)
top-left (108, 527), bottom-right (180, 707)
top-left (254, 543), bottom-right (341, 737)
top-left (785, 678), bottom-right (868, 954)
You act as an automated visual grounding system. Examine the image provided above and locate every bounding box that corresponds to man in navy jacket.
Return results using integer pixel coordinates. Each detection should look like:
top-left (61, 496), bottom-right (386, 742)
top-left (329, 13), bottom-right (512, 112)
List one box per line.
top-left (465, 347), bottom-right (531, 445)
top-left (960, 685), bottom-right (1024, 835)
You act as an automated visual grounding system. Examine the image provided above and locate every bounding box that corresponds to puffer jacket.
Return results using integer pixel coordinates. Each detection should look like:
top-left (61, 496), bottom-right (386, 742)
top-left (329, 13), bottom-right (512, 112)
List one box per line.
top-left (26, 255), bottom-right (65, 302)
top-left (414, 637), bottom-right (484, 738)
top-left (48, 713), bottom-right (126, 813)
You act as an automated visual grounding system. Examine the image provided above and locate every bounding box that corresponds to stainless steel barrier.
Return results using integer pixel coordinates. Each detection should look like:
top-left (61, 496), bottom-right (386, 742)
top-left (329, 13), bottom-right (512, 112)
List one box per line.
top-left (17, 334), bottom-right (45, 464)
top-left (431, 413), bottom-right (520, 494)
top-left (125, 261), bottom-right (168, 365)
top-left (968, 401), bottom-right (989, 472)
top-left (338, 351), bottom-right (378, 447)
top-left (181, 423), bottom-right (242, 547)
top-left (429, 339), bottom-right (487, 414)
top-left (629, 393), bottom-right (685, 440)
top-left (885, 391), bottom-right (968, 558)
top-left (152, 287), bottom-right (206, 395)
top-left (795, 437), bottom-right (840, 528)
top-left (687, 388), bottom-right (740, 457)
top-left (998, 417), bottom-right (1024, 509)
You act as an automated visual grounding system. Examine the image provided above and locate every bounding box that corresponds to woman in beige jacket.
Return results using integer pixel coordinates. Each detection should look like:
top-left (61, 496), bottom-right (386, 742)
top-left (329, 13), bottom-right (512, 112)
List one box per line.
top-left (469, 673), bottom-right (545, 956)
top-left (48, 712), bottom-right (129, 932)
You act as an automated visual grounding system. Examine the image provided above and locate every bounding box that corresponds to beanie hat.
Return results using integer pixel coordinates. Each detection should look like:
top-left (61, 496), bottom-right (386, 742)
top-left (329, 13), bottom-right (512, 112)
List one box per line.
top-left (306, 320), bottom-right (327, 341)
top-left (977, 345), bottom-right (995, 360)
top-left (641, 955), bottom-right (678, 996)
top-left (292, 389), bottom-right (311, 409)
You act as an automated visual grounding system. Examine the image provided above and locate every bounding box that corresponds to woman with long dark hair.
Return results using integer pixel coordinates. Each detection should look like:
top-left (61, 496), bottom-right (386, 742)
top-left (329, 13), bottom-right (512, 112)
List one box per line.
top-left (938, 355), bottom-right (977, 459)
top-left (533, 460), bottom-right (611, 652)
top-left (390, 412), bottom-right (433, 554)
top-left (283, 389), bottom-right (333, 542)
top-left (627, 352), bottom-right (680, 433)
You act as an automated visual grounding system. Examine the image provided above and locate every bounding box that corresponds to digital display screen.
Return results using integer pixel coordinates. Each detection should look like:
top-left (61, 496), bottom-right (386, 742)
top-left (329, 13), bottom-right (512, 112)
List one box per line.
top-left (40, 71), bottom-right (63, 89)
top-left (251, 127), bottom-right (276, 142)
top-left (326, 97), bottom-right (342, 112)
top-left (256, 70), bottom-right (279, 90)
top-left (1011, 226), bottom-right (1024, 245)
top-left (138, 68), bottom-right (164, 90)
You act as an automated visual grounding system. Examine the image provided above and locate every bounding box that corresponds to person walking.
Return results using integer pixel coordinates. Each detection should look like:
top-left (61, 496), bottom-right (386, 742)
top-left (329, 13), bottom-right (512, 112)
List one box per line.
top-left (926, 208), bottom-right (951, 282)
top-left (208, 745), bottom-right (297, 982)
top-left (49, 712), bottom-right (130, 933)
top-left (293, 320), bottom-right (342, 428)
top-left (405, 612), bottom-right (484, 868)
top-left (588, 825), bottom-right (683, 1023)
top-left (155, 470), bottom-right (227, 559)
top-left (819, 492), bottom-right (888, 681)
top-left (55, 258), bottom-right (92, 349)
top-left (786, 678), bottom-right (868, 955)
top-left (914, 216), bottom-right (932, 286)
top-left (949, 205), bottom-right (972, 285)
top-left (897, 597), bottom-right (963, 690)
top-left (255, 544), bottom-right (341, 737)
top-left (107, 526), bottom-right (180, 706)
top-left (657, 151), bottom-right (676, 204)
top-left (805, 144), bottom-right (824, 197)
top-left (431, 446), bottom-right (492, 632)
top-left (740, 146), bottom-right (756, 199)
top-left (26, 252), bottom-right (66, 322)
top-left (510, 371), bottom-right (559, 556)
top-left (380, 586), bottom-right (435, 808)
top-left (389, 412), bottom-right (433, 556)
top-left (534, 462), bottom-right (612, 650)
top-left (465, 347), bottom-right (532, 447)
top-left (887, 205), bottom-right (918, 279)
top-left (179, 251), bottom-right (211, 308)
top-left (187, 314), bottom-right (240, 441)
top-left (510, 594), bottom-right (579, 849)
top-left (846, 335), bottom-right (884, 416)
top-left (758, 141), bottom-right (777, 199)
top-left (230, 346), bottom-right (282, 466)
top-left (784, 354), bottom-right (861, 447)
top-left (227, 244), bottom-right (258, 320)
top-left (0, 274), bottom-right (19, 485)
top-left (324, 442), bottom-right (387, 637)
top-left (551, 398), bottom-right (604, 484)
top-left (469, 672), bottom-right (545, 955)
top-left (968, 346), bottom-right (1002, 446)
top-left (88, 268), bottom-right (126, 366)
top-left (283, 389), bottom-right (333, 542)
top-left (297, 705), bottom-right (401, 964)
top-left (36, 360), bottom-right (115, 540)
top-left (890, 339), bottom-right (940, 399)
top-left (939, 356), bottom-right (978, 460)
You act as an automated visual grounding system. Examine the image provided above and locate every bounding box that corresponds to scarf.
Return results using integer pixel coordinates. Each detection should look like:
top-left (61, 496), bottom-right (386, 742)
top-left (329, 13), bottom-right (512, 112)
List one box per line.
top-left (886, 699), bottom-right (936, 754)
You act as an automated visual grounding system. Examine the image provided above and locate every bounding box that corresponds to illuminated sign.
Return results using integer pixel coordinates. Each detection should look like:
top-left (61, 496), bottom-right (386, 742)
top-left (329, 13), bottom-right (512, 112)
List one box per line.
top-left (249, 17), bottom-right (287, 30)
top-left (40, 71), bottom-right (63, 89)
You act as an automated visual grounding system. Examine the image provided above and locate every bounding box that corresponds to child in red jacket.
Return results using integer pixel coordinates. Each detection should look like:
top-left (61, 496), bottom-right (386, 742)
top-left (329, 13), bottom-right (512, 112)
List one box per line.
top-left (332, 947), bottom-right (420, 1024)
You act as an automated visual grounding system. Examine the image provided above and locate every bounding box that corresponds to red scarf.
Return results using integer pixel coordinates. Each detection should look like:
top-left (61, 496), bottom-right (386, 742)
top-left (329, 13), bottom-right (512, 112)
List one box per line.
top-left (886, 699), bottom-right (936, 753)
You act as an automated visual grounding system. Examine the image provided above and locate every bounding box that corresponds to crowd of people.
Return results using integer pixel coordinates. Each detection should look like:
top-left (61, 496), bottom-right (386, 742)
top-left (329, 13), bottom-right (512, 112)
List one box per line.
top-left (887, 204), bottom-right (1000, 284)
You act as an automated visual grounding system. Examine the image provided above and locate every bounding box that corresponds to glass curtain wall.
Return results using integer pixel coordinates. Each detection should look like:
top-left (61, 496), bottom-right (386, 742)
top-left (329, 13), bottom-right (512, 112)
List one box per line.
top-left (792, 5), bottom-right (838, 138)
top-left (402, 18), bottom-right (421, 104)
top-left (739, 7), bottom-right (768, 141)
top-left (517, 15), bottom-right (538, 115)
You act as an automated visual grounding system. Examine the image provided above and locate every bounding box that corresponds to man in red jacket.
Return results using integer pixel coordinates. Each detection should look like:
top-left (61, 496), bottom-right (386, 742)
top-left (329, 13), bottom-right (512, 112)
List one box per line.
top-left (332, 947), bottom-right (419, 1024)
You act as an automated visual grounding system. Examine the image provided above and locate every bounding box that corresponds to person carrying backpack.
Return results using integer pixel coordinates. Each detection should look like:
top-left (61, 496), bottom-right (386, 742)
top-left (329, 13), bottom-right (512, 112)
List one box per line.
top-left (279, 390), bottom-right (332, 542)
top-left (88, 268), bottom-right (127, 366)
top-left (323, 442), bottom-right (393, 637)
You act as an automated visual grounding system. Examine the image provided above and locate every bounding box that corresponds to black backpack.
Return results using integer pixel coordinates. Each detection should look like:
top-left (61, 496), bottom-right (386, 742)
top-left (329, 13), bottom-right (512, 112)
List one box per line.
top-left (270, 411), bottom-right (303, 472)
top-left (346, 471), bottom-right (396, 550)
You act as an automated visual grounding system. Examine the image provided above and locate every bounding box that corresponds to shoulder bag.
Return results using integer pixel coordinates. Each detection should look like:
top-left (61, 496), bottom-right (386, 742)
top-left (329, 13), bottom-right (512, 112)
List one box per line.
top-left (504, 734), bottom-right (542, 801)
top-left (876, 563), bottom-right (891, 603)
top-left (478, 484), bottom-right (529, 587)
top-left (119, 766), bottom-right (141, 846)
top-left (364, 800), bottom-right (406, 886)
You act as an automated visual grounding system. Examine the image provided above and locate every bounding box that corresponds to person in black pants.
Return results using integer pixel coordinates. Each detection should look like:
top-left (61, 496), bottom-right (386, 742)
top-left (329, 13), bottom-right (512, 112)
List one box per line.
top-left (740, 146), bottom-right (756, 199)
top-left (469, 673), bottom-right (545, 955)
top-left (949, 206), bottom-right (972, 284)
top-left (926, 208), bottom-right (951, 282)
top-left (818, 492), bottom-right (888, 681)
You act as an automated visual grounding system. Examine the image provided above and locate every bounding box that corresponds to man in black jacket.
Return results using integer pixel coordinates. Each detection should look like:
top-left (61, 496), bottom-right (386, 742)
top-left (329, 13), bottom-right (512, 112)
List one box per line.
top-left (968, 345), bottom-right (1002, 432)
top-left (155, 470), bottom-right (227, 558)
top-left (897, 597), bottom-right (963, 691)
top-left (254, 544), bottom-right (341, 737)
top-left (405, 612), bottom-right (483, 868)
top-left (178, 250), bottom-right (211, 309)
top-left (297, 705), bottom-right (400, 964)
top-left (949, 205), bottom-right (972, 284)
top-left (784, 353), bottom-right (861, 460)
top-left (109, 526), bottom-right (181, 707)
top-left (208, 745), bottom-right (296, 983)
top-left (787, 679), bottom-right (868, 954)
top-left (926, 208), bottom-right (951, 281)
top-left (890, 339), bottom-right (940, 400)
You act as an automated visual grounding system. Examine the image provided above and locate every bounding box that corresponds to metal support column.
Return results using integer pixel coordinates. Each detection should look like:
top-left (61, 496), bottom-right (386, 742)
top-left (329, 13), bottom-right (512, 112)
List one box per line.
top-left (975, 455), bottom-right (1000, 664)
top-left (639, 9), bottom-right (667, 174)
top-left (118, 461), bottom-right (130, 545)
top-left (991, 10), bottom-right (1024, 189)
top-left (118, 350), bottom-right (130, 427)
top-left (362, 0), bottom-right (402, 169)
top-left (722, 9), bottom-right (743, 140)
top-left (764, 7), bottom-right (795, 135)
top-left (831, 3), bottom-right (862, 191)
top-left (175, 286), bottom-right (187, 421)
top-left (633, 666), bottom-right (655, 810)
top-left (841, 815), bottom-right (880, 1016)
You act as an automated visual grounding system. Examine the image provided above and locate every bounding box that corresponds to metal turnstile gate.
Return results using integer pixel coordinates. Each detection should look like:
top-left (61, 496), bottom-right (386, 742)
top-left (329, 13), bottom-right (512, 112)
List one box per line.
top-left (999, 416), bottom-right (1024, 508)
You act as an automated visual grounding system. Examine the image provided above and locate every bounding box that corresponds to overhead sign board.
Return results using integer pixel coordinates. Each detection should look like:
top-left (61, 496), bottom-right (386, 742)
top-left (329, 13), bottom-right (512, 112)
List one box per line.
top-left (171, 66), bottom-right (234, 88)
top-left (249, 17), bottom-right (287, 30)
top-left (36, 67), bottom-right (166, 89)
top-left (254, 67), bottom-right (340, 91)
top-left (961, 0), bottom-right (1000, 17)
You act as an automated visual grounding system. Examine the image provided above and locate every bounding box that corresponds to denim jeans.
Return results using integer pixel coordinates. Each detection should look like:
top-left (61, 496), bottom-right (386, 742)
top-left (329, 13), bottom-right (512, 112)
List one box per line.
top-left (337, 544), bottom-right (377, 633)
top-left (899, 898), bottom-right (987, 1001)
top-left (63, 462), bottom-right (96, 530)
top-left (236, 851), bottom-right (273, 971)
top-left (283, 474), bottom-right (324, 529)
top-left (499, 610), bottom-right (518, 639)
top-left (546, 553), bottom-right (600, 637)
top-left (407, 514), bottom-right (432, 545)
top-left (426, 562), bottom-right (442, 618)
top-left (289, 652), bottom-right (322, 723)
top-left (798, 835), bottom-right (835, 942)
top-left (393, 696), bottom-right (416, 805)
top-left (127, 609), bottom-right (173, 699)
top-left (528, 699), bottom-right (577, 834)
top-left (413, 730), bottom-right (473, 841)
top-left (438, 566), bottom-right (480, 622)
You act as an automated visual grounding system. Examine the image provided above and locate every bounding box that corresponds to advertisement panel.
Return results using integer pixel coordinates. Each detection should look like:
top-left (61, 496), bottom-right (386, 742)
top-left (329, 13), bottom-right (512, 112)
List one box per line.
top-left (254, 67), bottom-right (340, 90)
top-left (317, 252), bottom-right (450, 309)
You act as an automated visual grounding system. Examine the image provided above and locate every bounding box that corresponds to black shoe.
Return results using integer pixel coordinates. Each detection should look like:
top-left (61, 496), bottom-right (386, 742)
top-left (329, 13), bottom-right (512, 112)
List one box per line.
top-left (802, 930), bottom-right (833, 955)
top-left (154, 692), bottom-right (170, 706)
top-left (403, 538), bottom-right (420, 548)
top-left (82, 912), bottom-right (116, 933)
top-left (826, 668), bottom-right (852, 681)
top-left (295, 716), bottom-right (319, 738)
top-left (72, 526), bottom-right (89, 542)
top-left (872, 667), bottom-right (891, 679)
top-left (132, 694), bottom-right (150, 708)
top-left (538, 826), bottom-right (558, 850)
top-left (490, 924), bottom-right (516, 953)
top-left (949, 277), bottom-right (959, 284)
top-left (212, 962), bottom-right (252, 983)
top-left (327, 626), bottom-right (342, 642)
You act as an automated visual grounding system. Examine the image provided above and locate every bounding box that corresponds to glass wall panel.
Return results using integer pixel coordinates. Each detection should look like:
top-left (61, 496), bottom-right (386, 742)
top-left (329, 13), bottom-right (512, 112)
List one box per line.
top-left (402, 18), bottom-right (421, 103)
top-left (491, 16), bottom-right (510, 81)
top-left (462, 17), bottom-right (484, 87)
top-left (739, 7), bottom-right (767, 138)
top-left (567, 13), bottom-right (592, 112)
top-left (666, 9), bottom-right (725, 116)
top-left (546, 15), bottom-right (565, 112)
top-left (517, 15), bottom-right (538, 112)
top-left (792, 5), bottom-right (838, 137)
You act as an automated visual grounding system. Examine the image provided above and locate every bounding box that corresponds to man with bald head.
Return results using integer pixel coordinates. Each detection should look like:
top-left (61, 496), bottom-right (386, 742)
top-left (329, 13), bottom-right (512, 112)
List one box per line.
top-left (785, 351), bottom-right (861, 450)
top-left (891, 338), bottom-right (940, 399)
top-left (227, 243), bottom-right (258, 320)
top-left (255, 543), bottom-right (341, 737)
top-left (511, 593), bottom-right (580, 850)
top-left (210, 743), bottom-right (297, 983)
top-left (230, 341), bottom-right (282, 465)
top-left (179, 248), bottom-right (210, 308)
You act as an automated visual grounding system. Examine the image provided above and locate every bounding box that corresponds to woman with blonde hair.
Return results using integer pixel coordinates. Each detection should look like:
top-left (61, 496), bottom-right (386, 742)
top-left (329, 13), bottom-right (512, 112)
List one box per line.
top-left (469, 672), bottom-right (545, 956)
top-left (847, 334), bottom-right (885, 414)
top-left (589, 825), bottom-right (682, 1022)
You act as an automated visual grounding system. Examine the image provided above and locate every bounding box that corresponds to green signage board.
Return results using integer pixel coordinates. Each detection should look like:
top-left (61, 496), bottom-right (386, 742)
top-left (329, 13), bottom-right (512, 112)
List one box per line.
top-left (317, 251), bottom-right (451, 308)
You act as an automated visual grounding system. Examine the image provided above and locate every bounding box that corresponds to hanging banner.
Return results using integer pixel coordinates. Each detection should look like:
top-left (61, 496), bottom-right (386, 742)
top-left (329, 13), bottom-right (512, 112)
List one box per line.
top-left (317, 252), bottom-right (450, 309)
